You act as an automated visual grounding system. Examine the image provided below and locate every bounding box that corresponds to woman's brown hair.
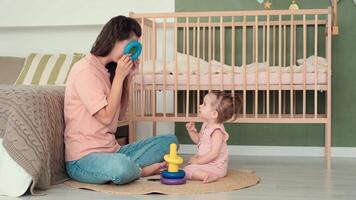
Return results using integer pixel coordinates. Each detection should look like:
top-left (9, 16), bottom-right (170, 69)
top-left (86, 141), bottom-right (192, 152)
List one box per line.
top-left (90, 15), bottom-right (141, 83)
top-left (91, 15), bottom-right (141, 57)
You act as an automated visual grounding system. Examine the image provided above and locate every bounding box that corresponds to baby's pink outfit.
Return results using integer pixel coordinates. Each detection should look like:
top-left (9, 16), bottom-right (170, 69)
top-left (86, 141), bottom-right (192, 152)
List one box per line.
top-left (184, 122), bottom-right (229, 179)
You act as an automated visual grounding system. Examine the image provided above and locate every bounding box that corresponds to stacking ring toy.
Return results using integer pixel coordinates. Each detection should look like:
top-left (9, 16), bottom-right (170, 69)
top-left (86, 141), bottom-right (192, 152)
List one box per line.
top-left (124, 40), bottom-right (142, 61)
top-left (161, 170), bottom-right (185, 179)
top-left (160, 177), bottom-right (186, 185)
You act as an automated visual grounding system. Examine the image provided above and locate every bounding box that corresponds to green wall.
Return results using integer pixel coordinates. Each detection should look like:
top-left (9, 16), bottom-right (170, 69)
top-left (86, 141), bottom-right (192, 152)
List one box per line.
top-left (174, 0), bottom-right (356, 147)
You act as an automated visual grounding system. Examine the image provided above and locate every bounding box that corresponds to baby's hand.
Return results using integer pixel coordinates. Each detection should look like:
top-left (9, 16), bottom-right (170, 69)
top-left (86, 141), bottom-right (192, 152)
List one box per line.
top-left (188, 155), bottom-right (199, 164)
top-left (186, 122), bottom-right (197, 134)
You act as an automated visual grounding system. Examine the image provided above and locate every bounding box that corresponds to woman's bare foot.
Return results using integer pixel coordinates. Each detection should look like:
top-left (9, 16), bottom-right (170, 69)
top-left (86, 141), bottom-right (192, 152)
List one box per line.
top-left (203, 174), bottom-right (218, 184)
top-left (140, 161), bottom-right (166, 177)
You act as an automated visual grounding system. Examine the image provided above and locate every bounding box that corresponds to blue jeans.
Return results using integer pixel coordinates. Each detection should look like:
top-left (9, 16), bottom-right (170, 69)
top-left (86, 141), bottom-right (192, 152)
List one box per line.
top-left (66, 134), bottom-right (178, 185)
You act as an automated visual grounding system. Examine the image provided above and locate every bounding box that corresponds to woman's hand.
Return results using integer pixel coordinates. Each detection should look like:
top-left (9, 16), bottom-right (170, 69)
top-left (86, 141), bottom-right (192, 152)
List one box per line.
top-left (128, 58), bottom-right (140, 78)
top-left (115, 55), bottom-right (133, 82)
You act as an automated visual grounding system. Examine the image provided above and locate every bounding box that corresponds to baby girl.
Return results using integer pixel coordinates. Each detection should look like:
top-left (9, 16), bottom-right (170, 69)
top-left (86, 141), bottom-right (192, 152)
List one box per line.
top-left (184, 91), bottom-right (242, 183)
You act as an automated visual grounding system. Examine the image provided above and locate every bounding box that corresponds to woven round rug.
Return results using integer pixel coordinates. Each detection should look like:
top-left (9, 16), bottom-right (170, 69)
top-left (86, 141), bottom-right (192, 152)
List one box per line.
top-left (64, 169), bottom-right (260, 195)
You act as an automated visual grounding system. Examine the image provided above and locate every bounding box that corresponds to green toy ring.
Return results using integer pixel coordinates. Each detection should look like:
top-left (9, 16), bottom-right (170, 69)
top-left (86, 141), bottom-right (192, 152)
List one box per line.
top-left (124, 40), bottom-right (142, 61)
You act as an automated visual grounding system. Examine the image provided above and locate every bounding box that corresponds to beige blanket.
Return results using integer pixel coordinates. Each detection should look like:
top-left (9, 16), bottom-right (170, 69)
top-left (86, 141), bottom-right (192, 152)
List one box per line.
top-left (0, 85), bottom-right (68, 194)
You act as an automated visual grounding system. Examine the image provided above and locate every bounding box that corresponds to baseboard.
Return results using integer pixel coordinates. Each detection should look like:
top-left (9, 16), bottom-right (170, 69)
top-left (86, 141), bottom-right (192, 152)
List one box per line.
top-left (179, 144), bottom-right (356, 158)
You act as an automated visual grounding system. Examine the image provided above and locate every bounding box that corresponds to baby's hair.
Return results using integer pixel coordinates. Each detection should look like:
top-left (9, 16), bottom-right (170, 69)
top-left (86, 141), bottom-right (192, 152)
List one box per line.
top-left (210, 90), bottom-right (243, 123)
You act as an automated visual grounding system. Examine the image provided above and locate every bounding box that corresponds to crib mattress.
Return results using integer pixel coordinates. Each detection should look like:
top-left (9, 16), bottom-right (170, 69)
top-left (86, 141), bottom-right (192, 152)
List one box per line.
top-left (134, 71), bottom-right (327, 86)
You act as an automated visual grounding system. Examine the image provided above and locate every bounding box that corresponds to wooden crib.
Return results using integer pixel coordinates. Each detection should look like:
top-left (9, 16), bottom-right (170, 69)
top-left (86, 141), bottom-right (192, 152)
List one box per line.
top-left (126, 8), bottom-right (332, 168)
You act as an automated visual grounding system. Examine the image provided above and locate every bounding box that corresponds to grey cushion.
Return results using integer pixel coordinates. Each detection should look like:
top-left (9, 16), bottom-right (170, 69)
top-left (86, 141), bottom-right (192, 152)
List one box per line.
top-left (0, 57), bottom-right (25, 84)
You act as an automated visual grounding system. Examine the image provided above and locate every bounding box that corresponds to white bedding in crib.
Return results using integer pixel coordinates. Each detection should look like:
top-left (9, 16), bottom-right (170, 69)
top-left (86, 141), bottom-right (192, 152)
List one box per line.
top-left (135, 53), bottom-right (329, 85)
top-left (139, 53), bottom-right (328, 75)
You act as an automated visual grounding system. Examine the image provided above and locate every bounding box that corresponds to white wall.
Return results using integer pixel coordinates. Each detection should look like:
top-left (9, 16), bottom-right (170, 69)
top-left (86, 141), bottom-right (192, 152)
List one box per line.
top-left (0, 0), bottom-right (174, 27)
top-left (0, 0), bottom-right (174, 57)
top-left (0, 0), bottom-right (176, 139)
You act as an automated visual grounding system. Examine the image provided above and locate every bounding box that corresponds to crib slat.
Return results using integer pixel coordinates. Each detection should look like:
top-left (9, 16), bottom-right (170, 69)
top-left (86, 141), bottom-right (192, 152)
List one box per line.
top-left (294, 24), bottom-right (297, 67)
top-left (278, 15), bottom-right (282, 118)
top-left (267, 15), bottom-right (270, 118)
top-left (208, 17), bottom-right (212, 92)
top-left (203, 26), bottom-right (206, 60)
top-left (129, 81), bottom-right (135, 142)
top-left (140, 18), bottom-right (145, 117)
top-left (192, 91), bottom-right (196, 114)
top-left (152, 18), bottom-right (156, 118)
top-left (193, 25), bottom-right (196, 57)
top-left (183, 25), bottom-right (186, 55)
top-left (143, 24), bottom-right (146, 61)
top-left (163, 18), bottom-right (167, 117)
top-left (254, 16), bottom-right (258, 118)
top-left (252, 23), bottom-right (255, 66)
top-left (186, 17), bottom-right (190, 118)
top-left (220, 16), bottom-right (224, 91)
top-left (273, 25), bottom-right (276, 66)
top-left (263, 25), bottom-right (265, 63)
top-left (273, 91), bottom-right (276, 114)
top-left (192, 23), bottom-right (196, 115)
top-left (283, 24), bottom-right (286, 115)
top-left (283, 24), bottom-right (286, 68)
top-left (243, 16), bottom-right (247, 118)
top-left (290, 15), bottom-right (294, 117)
top-left (192, 24), bottom-right (196, 113)
top-left (197, 17), bottom-right (201, 115)
top-left (263, 92), bottom-right (266, 115)
top-left (183, 91), bottom-right (186, 114)
top-left (145, 91), bottom-right (147, 115)
top-left (149, 26), bottom-right (152, 60)
top-left (303, 14), bottom-right (307, 118)
top-left (174, 17), bottom-right (178, 117)
top-left (314, 14), bottom-right (318, 118)
top-left (231, 16), bottom-right (236, 117)
top-left (294, 22), bottom-right (297, 116)
top-left (152, 18), bottom-right (157, 136)
top-left (213, 25), bottom-right (215, 61)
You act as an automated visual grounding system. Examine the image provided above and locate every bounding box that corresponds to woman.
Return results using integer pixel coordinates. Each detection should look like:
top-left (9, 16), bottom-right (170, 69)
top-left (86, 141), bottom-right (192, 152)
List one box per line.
top-left (64, 15), bottom-right (178, 185)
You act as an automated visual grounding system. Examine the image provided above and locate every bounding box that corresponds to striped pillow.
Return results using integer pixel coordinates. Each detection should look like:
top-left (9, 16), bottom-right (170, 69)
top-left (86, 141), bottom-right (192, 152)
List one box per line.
top-left (15, 53), bottom-right (85, 86)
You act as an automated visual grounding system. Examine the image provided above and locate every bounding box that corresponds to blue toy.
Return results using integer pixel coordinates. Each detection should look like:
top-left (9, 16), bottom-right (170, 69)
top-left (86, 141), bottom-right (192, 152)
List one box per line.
top-left (161, 170), bottom-right (185, 179)
top-left (160, 143), bottom-right (186, 185)
top-left (124, 40), bottom-right (142, 61)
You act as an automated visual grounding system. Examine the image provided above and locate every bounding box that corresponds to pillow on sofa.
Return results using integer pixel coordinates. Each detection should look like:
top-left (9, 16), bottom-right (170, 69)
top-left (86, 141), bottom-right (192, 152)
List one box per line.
top-left (0, 138), bottom-right (32, 197)
top-left (0, 56), bottom-right (25, 84)
top-left (15, 53), bottom-right (85, 86)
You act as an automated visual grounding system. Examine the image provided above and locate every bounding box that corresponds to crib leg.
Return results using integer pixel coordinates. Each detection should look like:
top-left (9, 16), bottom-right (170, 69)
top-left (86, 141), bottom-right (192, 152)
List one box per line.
top-left (325, 122), bottom-right (331, 169)
top-left (152, 121), bottom-right (157, 136)
top-left (129, 120), bottom-right (136, 143)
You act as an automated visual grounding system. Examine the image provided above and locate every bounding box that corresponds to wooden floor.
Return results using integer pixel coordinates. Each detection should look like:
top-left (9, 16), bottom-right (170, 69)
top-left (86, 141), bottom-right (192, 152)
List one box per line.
top-left (3, 155), bottom-right (356, 200)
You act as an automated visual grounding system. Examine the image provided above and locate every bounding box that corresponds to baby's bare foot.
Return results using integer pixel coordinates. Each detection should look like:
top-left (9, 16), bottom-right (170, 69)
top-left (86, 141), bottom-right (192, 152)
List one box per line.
top-left (140, 161), bottom-right (167, 177)
top-left (203, 174), bottom-right (218, 184)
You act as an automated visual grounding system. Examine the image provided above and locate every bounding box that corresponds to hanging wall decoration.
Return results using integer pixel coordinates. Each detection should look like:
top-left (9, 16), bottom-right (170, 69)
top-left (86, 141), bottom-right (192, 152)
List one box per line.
top-left (289, 0), bottom-right (299, 10)
top-left (264, 0), bottom-right (272, 9)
